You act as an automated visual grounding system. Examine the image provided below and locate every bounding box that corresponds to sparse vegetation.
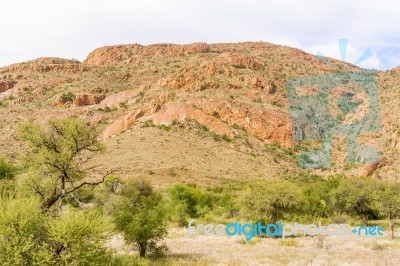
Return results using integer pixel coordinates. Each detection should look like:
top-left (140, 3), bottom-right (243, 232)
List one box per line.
top-left (60, 92), bottom-right (75, 103)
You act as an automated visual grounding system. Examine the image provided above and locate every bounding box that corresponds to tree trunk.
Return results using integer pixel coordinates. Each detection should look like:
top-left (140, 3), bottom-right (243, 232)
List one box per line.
top-left (363, 215), bottom-right (368, 226)
top-left (389, 219), bottom-right (395, 239)
top-left (138, 243), bottom-right (147, 257)
top-left (41, 191), bottom-right (61, 210)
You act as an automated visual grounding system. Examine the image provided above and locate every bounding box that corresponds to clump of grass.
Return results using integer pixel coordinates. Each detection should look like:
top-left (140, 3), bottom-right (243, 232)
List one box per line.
top-left (157, 124), bottom-right (171, 131)
top-left (212, 111), bottom-right (220, 118)
top-left (316, 235), bottom-right (324, 249)
top-left (97, 106), bottom-right (114, 113)
top-left (252, 97), bottom-right (262, 103)
top-left (278, 239), bottom-right (298, 247)
top-left (233, 64), bottom-right (246, 69)
top-left (60, 92), bottom-right (75, 103)
top-left (371, 241), bottom-right (388, 251)
top-left (209, 132), bottom-right (233, 142)
top-left (142, 120), bottom-right (155, 127)
top-left (119, 102), bottom-right (128, 109)
top-left (235, 237), bottom-right (261, 245)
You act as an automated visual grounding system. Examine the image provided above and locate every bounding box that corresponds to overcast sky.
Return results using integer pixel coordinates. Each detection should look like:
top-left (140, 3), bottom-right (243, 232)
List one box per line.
top-left (1, 0), bottom-right (399, 70)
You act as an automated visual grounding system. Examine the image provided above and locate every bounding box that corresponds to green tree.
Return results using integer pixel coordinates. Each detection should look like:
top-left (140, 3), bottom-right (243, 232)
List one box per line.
top-left (0, 196), bottom-right (53, 265)
top-left (332, 177), bottom-right (379, 225)
top-left (113, 179), bottom-right (168, 257)
top-left (244, 180), bottom-right (304, 224)
top-left (302, 177), bottom-right (340, 219)
top-left (48, 210), bottom-right (113, 265)
top-left (0, 196), bottom-right (114, 265)
top-left (374, 181), bottom-right (400, 239)
top-left (19, 118), bottom-right (114, 211)
top-left (168, 184), bottom-right (217, 226)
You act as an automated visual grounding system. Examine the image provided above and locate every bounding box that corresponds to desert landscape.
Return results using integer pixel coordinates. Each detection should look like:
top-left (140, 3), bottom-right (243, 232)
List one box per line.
top-left (0, 41), bottom-right (399, 265)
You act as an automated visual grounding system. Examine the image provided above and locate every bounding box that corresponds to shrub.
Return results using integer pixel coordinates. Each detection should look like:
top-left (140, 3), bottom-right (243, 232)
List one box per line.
top-left (0, 196), bottom-right (114, 265)
top-left (0, 157), bottom-right (16, 180)
top-left (244, 180), bottom-right (304, 224)
top-left (168, 184), bottom-right (218, 226)
top-left (113, 179), bottom-right (168, 257)
top-left (60, 92), bottom-right (75, 103)
top-left (332, 177), bottom-right (380, 225)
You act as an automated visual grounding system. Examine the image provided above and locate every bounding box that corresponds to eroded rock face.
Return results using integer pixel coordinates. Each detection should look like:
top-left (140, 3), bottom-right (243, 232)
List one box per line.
top-left (102, 104), bottom-right (161, 138)
top-left (218, 52), bottom-right (261, 70)
top-left (159, 74), bottom-right (219, 92)
top-left (53, 92), bottom-right (105, 107)
top-left (73, 94), bottom-right (105, 106)
top-left (0, 81), bottom-right (16, 93)
top-left (96, 88), bottom-right (141, 109)
top-left (186, 98), bottom-right (293, 147)
top-left (245, 76), bottom-right (277, 93)
top-left (102, 97), bottom-right (294, 148)
top-left (85, 43), bottom-right (211, 66)
top-left (359, 162), bottom-right (379, 177)
top-left (5, 58), bottom-right (90, 73)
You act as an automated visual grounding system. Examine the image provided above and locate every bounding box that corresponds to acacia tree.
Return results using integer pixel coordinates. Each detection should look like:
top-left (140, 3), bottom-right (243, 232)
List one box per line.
top-left (374, 181), bottom-right (400, 239)
top-left (0, 196), bottom-right (114, 265)
top-left (332, 177), bottom-right (379, 225)
top-left (244, 180), bottom-right (304, 224)
top-left (19, 118), bottom-right (114, 211)
top-left (112, 179), bottom-right (168, 257)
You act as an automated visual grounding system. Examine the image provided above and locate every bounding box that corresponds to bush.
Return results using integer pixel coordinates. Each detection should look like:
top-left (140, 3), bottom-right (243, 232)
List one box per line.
top-left (49, 210), bottom-right (113, 265)
top-left (112, 179), bottom-right (168, 257)
top-left (0, 157), bottom-right (16, 180)
top-left (0, 196), bottom-right (114, 265)
top-left (244, 180), bottom-right (304, 224)
top-left (168, 184), bottom-right (219, 225)
top-left (332, 177), bottom-right (380, 225)
top-left (60, 92), bottom-right (75, 103)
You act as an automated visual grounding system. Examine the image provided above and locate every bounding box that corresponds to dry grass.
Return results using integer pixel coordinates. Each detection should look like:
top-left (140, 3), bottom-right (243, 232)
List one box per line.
top-left (110, 228), bottom-right (400, 265)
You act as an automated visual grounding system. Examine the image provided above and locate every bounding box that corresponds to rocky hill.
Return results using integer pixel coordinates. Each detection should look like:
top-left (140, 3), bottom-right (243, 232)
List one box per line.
top-left (0, 42), bottom-right (398, 184)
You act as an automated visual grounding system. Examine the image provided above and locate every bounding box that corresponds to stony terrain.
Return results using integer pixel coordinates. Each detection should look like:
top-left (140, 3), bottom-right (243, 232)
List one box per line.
top-left (0, 42), bottom-right (398, 184)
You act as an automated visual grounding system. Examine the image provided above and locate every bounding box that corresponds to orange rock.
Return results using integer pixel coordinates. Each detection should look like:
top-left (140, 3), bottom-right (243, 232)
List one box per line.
top-left (0, 81), bottom-right (16, 93)
top-left (219, 52), bottom-right (261, 70)
top-left (245, 76), bottom-right (277, 93)
top-left (6, 57), bottom-right (90, 73)
top-left (102, 104), bottom-right (161, 138)
top-left (359, 162), bottom-right (379, 177)
top-left (73, 94), bottom-right (105, 106)
top-left (97, 88), bottom-right (142, 109)
top-left (85, 43), bottom-right (211, 66)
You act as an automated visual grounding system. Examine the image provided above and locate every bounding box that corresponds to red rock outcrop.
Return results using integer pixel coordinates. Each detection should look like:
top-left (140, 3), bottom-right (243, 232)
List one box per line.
top-left (186, 98), bottom-right (293, 147)
top-left (96, 88), bottom-right (142, 109)
top-left (159, 74), bottom-right (219, 92)
top-left (5, 58), bottom-right (90, 73)
top-left (359, 162), bottom-right (379, 177)
top-left (0, 81), bottom-right (16, 93)
top-left (102, 104), bottom-right (161, 138)
top-left (73, 94), bottom-right (105, 106)
top-left (85, 43), bottom-right (211, 66)
top-left (245, 76), bottom-right (277, 93)
top-left (218, 52), bottom-right (261, 70)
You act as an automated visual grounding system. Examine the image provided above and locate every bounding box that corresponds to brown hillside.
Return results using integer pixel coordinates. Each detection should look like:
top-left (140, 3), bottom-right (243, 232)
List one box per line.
top-left (0, 42), bottom-right (398, 184)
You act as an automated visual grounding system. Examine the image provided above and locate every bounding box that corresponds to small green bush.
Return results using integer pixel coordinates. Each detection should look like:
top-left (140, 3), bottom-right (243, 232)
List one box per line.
top-left (60, 92), bottom-right (75, 103)
top-left (0, 157), bottom-right (16, 180)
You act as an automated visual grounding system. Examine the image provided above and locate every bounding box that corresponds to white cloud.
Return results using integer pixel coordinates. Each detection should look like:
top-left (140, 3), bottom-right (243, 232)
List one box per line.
top-left (0, 0), bottom-right (399, 70)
